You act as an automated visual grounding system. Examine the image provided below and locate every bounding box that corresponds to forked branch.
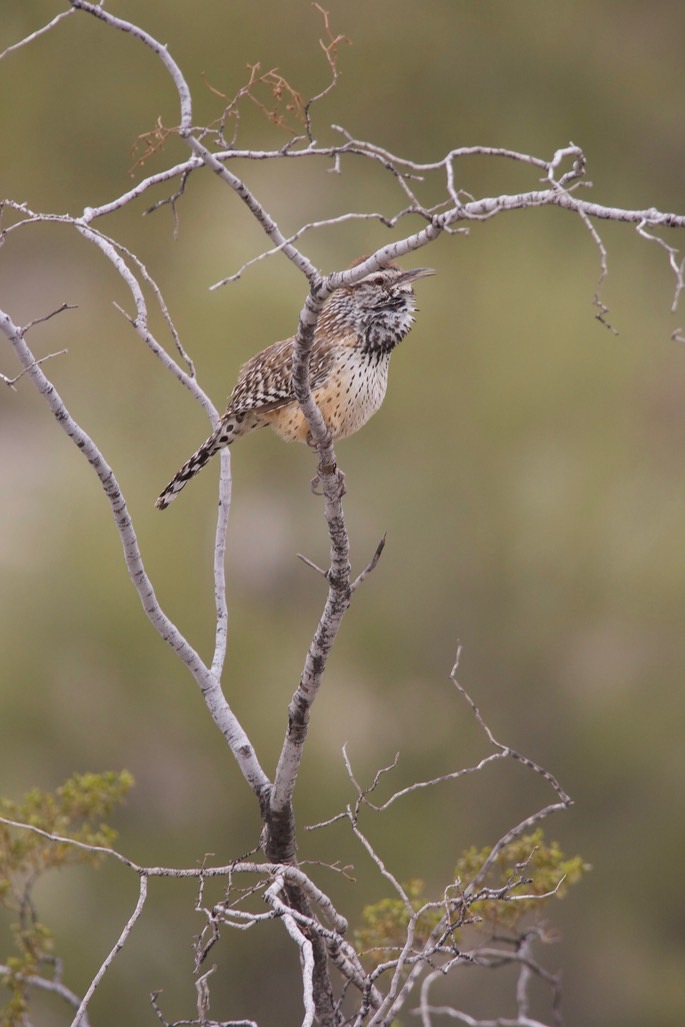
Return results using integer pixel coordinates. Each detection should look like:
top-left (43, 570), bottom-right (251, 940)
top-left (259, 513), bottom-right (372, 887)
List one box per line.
top-left (1, 4), bottom-right (682, 1025)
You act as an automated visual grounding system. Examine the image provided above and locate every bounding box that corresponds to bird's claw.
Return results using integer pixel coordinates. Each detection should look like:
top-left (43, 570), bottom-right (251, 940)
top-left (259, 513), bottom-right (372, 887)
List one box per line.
top-left (310, 472), bottom-right (323, 495)
top-left (310, 462), bottom-right (346, 498)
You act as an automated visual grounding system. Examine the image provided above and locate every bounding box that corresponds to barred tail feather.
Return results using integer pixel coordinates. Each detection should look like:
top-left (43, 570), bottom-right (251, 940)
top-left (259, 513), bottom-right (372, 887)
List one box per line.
top-left (155, 425), bottom-right (226, 510)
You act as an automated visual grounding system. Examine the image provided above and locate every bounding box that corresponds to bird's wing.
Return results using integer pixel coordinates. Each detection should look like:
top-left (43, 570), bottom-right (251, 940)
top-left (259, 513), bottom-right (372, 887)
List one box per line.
top-left (227, 335), bottom-right (336, 413)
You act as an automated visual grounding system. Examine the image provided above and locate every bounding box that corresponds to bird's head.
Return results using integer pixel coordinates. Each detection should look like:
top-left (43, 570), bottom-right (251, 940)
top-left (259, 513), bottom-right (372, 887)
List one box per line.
top-left (324, 258), bottom-right (435, 353)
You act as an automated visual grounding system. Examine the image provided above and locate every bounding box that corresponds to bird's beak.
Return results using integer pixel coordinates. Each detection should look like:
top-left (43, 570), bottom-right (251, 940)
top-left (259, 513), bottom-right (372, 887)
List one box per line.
top-left (400, 267), bottom-right (436, 284)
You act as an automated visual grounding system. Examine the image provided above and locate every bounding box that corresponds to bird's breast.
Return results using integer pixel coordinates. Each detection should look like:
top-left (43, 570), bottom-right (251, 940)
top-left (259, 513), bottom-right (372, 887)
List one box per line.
top-left (263, 348), bottom-right (391, 443)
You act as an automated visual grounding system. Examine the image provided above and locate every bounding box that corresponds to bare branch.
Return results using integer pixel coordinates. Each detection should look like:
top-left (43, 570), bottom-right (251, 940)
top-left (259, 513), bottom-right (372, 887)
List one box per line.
top-left (5, 8), bottom-right (679, 1025)
top-left (211, 448), bottom-right (232, 679)
top-left (195, 965), bottom-right (216, 1023)
top-left (364, 751), bottom-right (507, 813)
top-left (2, 347), bottom-right (68, 391)
top-left (0, 310), bottom-right (270, 800)
top-left (576, 203), bottom-right (618, 333)
top-left (79, 224), bottom-right (204, 396)
top-left (637, 217), bottom-right (685, 315)
top-left (0, 964), bottom-right (91, 1027)
top-left (351, 533), bottom-right (387, 591)
top-left (22, 303), bottom-right (78, 331)
top-left (265, 877), bottom-right (316, 1027)
top-left (449, 652), bottom-right (572, 808)
top-left (70, 875), bottom-right (148, 1027)
top-left (303, 6), bottom-right (350, 142)
top-left (69, 0), bottom-right (193, 133)
top-left (297, 552), bottom-right (329, 577)
top-left (0, 8), bottom-right (76, 61)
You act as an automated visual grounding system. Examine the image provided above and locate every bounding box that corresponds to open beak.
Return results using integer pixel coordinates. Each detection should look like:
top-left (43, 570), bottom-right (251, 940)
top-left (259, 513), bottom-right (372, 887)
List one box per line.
top-left (400, 267), bottom-right (436, 284)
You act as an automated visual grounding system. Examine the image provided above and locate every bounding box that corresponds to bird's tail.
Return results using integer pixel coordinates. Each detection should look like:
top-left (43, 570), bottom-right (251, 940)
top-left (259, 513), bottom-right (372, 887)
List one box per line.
top-left (155, 424), bottom-right (227, 510)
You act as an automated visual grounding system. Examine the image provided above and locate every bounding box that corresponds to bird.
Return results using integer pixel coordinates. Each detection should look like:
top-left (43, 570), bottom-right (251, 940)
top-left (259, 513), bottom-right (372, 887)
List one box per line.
top-left (155, 260), bottom-right (435, 509)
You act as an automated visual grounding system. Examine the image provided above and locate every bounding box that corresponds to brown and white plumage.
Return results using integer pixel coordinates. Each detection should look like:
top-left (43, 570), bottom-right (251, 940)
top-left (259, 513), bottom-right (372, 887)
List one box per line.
top-left (155, 261), bottom-right (434, 509)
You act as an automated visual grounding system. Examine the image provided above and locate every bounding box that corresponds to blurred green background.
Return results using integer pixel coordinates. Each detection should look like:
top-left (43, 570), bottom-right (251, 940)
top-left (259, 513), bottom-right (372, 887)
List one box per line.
top-left (2, 1), bottom-right (685, 1024)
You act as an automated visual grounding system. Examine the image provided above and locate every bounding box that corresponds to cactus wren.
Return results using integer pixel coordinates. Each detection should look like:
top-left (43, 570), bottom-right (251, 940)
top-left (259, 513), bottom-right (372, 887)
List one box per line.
top-left (155, 261), bottom-right (434, 509)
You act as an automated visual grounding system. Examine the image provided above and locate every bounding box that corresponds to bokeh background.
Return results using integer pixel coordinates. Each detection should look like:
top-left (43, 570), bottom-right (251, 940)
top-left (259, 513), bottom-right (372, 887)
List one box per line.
top-left (2, 1), bottom-right (685, 1024)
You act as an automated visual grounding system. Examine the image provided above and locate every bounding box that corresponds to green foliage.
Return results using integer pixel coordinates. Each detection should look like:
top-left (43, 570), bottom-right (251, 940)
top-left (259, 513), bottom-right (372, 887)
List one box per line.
top-left (355, 878), bottom-right (441, 956)
top-left (356, 830), bottom-right (588, 960)
top-left (456, 828), bottom-right (589, 931)
top-left (0, 771), bottom-right (133, 1026)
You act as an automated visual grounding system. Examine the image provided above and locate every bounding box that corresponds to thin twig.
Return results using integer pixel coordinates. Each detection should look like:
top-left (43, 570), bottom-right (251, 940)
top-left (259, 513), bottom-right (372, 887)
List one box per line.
top-left (0, 8), bottom-right (76, 61)
top-left (70, 875), bottom-right (148, 1027)
top-left (297, 552), bottom-right (328, 578)
top-left (351, 534), bottom-right (387, 591)
top-left (2, 348), bottom-right (68, 390)
top-left (0, 310), bottom-right (270, 799)
top-left (0, 964), bottom-right (91, 1027)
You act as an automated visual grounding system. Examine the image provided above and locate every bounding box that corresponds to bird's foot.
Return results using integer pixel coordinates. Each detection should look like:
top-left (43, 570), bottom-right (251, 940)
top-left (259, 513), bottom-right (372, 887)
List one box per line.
top-left (311, 462), bottom-right (346, 498)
